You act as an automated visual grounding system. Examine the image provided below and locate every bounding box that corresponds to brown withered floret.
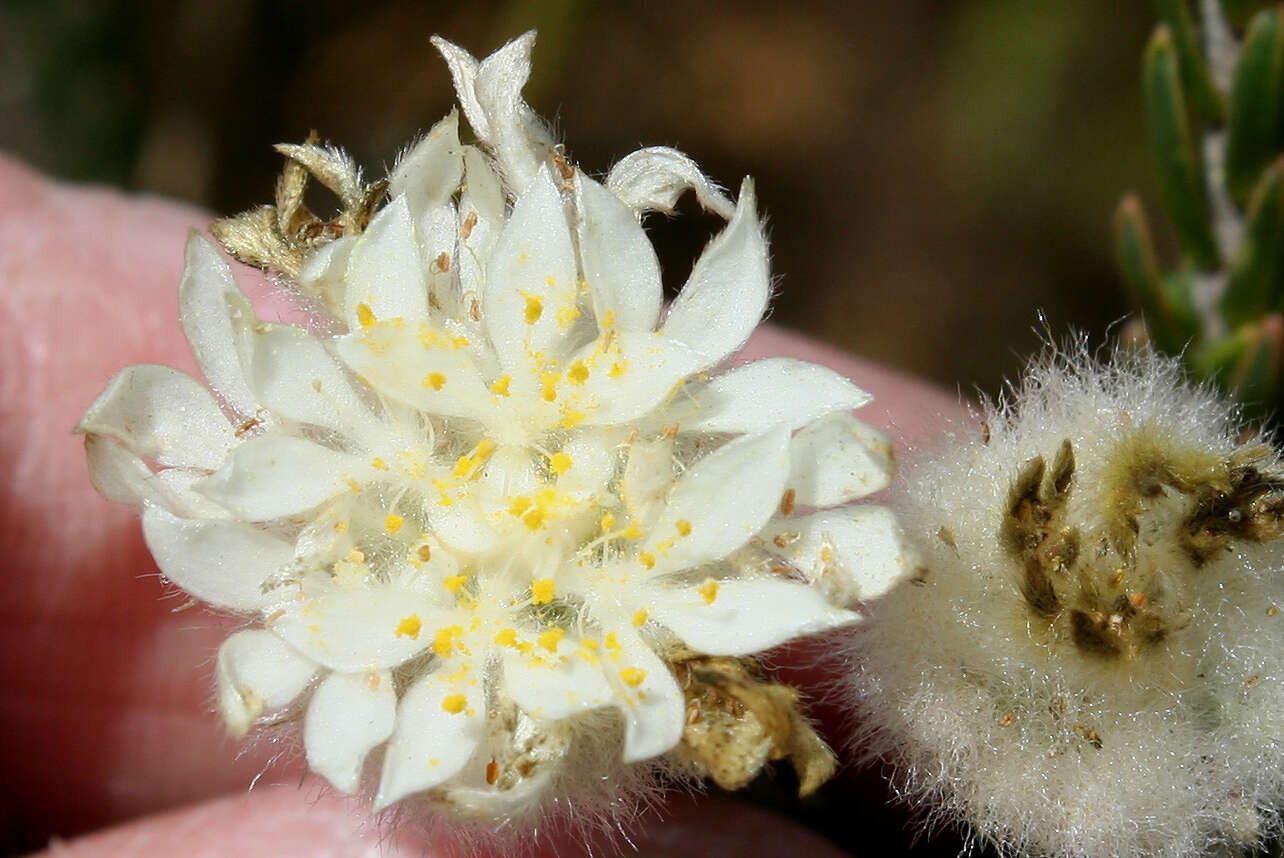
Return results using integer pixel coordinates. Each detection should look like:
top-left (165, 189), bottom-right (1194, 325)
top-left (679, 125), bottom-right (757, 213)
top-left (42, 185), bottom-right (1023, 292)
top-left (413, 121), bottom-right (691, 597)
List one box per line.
top-left (670, 653), bottom-right (835, 797)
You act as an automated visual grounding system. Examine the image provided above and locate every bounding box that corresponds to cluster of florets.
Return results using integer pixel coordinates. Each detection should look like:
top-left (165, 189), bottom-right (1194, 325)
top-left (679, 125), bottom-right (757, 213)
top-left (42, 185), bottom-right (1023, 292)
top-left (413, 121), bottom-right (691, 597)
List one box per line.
top-left (847, 346), bottom-right (1284, 858)
top-left (78, 32), bottom-right (906, 833)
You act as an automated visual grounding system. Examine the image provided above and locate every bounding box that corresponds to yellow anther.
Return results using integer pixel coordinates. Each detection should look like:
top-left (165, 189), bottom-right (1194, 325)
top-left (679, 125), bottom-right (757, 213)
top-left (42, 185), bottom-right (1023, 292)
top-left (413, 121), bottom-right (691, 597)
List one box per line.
top-left (655, 538), bottom-right (675, 555)
top-left (494, 628), bottom-right (518, 646)
top-left (522, 508), bottom-right (547, 530)
top-left (531, 578), bottom-right (555, 605)
top-left (557, 304), bottom-right (582, 329)
top-left (371, 457), bottom-right (389, 470)
top-left (452, 455), bottom-right (475, 478)
top-left (676, 519), bottom-right (692, 537)
top-left (423, 372), bottom-right (447, 390)
top-left (356, 302), bottom-right (376, 328)
top-left (345, 478), bottom-right (363, 494)
top-left (524, 294), bottom-right (544, 324)
top-left (632, 609), bottom-right (649, 627)
top-left (541, 372), bottom-right (559, 402)
top-left (609, 360), bottom-right (627, 378)
top-left (622, 521), bottom-right (643, 540)
top-left (491, 375), bottom-right (512, 396)
top-left (600, 512), bottom-right (617, 533)
top-left (698, 578), bottom-right (719, 605)
top-left (538, 627), bottom-right (565, 653)
top-left (603, 309), bottom-right (616, 328)
top-left (619, 667), bottom-right (647, 688)
top-left (639, 552), bottom-right (656, 569)
top-left (443, 575), bottom-right (468, 595)
top-left (475, 439), bottom-right (497, 459)
top-left (395, 615), bottom-right (422, 639)
top-left (348, 548), bottom-right (366, 563)
top-left (334, 521), bottom-right (349, 533)
top-left (568, 360), bottom-right (589, 384)
top-left (384, 514), bottom-right (404, 534)
top-left (582, 638), bottom-right (599, 650)
top-left (451, 336), bottom-right (470, 348)
top-left (434, 625), bottom-right (463, 658)
top-left (441, 694), bottom-right (468, 714)
top-left (549, 452), bottom-right (573, 475)
top-left (559, 410), bottom-right (586, 429)
top-left (509, 496), bottom-right (533, 516)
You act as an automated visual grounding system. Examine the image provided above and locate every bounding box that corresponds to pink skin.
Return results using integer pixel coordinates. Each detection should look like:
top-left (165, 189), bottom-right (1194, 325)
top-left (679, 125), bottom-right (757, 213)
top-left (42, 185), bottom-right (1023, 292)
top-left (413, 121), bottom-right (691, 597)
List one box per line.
top-left (0, 153), bottom-right (964, 856)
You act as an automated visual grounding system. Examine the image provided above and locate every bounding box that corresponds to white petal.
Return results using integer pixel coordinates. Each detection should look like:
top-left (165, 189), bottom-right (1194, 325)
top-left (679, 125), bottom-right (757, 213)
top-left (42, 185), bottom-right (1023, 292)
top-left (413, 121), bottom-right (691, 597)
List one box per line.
top-left (483, 165), bottom-right (579, 370)
top-left (84, 436), bottom-right (227, 518)
top-left (178, 235), bottom-right (259, 417)
top-left (646, 578), bottom-right (858, 656)
top-left (431, 37), bottom-right (487, 140)
top-left (425, 499), bottom-right (499, 555)
top-left (456, 148), bottom-right (506, 315)
top-left (606, 147), bottom-right (735, 219)
top-left (643, 428), bottom-right (791, 576)
top-left (248, 324), bottom-right (382, 439)
top-left (141, 504), bottom-right (291, 611)
top-left (572, 332), bottom-right (703, 426)
top-left (672, 358), bottom-right (873, 435)
top-left (475, 31), bottom-right (552, 192)
top-left (344, 195), bottom-right (429, 328)
top-left (335, 328), bottom-right (498, 422)
top-left (216, 629), bottom-right (318, 738)
top-left (305, 670), bottom-right (397, 794)
top-left (787, 413), bottom-right (894, 506)
top-left (196, 435), bottom-right (360, 521)
top-left (574, 173), bottom-right (662, 332)
top-left (297, 234), bottom-right (356, 316)
top-left (556, 428), bottom-right (623, 498)
top-left (272, 576), bottom-right (448, 672)
top-left (78, 364), bottom-right (233, 470)
top-left (610, 627), bottom-right (685, 762)
top-left (388, 109), bottom-right (464, 218)
top-left (662, 179), bottom-right (769, 368)
top-left (502, 641), bottom-right (615, 720)
top-left (375, 670), bottom-right (484, 809)
top-left (621, 437), bottom-right (675, 515)
top-left (762, 506), bottom-right (912, 603)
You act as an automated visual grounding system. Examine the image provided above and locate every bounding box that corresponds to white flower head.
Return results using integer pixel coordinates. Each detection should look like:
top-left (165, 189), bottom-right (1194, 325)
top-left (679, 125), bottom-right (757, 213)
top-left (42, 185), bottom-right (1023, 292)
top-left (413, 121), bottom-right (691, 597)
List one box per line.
top-left (78, 32), bottom-right (905, 834)
top-left (846, 343), bottom-right (1284, 858)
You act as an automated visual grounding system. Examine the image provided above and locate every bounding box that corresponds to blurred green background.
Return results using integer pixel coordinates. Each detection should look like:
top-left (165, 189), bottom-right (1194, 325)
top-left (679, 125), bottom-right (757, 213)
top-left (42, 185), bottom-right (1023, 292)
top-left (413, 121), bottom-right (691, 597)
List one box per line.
top-left (0, 0), bottom-right (1157, 401)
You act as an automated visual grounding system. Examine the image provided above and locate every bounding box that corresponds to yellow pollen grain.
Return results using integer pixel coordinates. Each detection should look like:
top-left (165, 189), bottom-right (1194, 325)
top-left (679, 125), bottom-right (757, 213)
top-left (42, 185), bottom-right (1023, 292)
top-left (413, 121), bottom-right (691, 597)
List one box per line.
top-left (559, 410), bottom-right (586, 429)
top-left (609, 361), bottom-right (627, 378)
top-left (423, 372), bottom-right (447, 391)
top-left (632, 609), bottom-right (648, 627)
top-left (698, 578), bottom-right (719, 605)
top-left (557, 304), bottom-right (582, 329)
top-left (605, 632), bottom-right (620, 649)
top-left (522, 508), bottom-right (547, 530)
top-left (639, 552), bottom-right (656, 569)
top-left (622, 521), bottom-right (642, 539)
top-left (582, 638), bottom-right (598, 650)
top-left (495, 628), bottom-right (518, 646)
top-left (545, 275), bottom-right (557, 287)
top-left (334, 521), bottom-right (349, 533)
top-left (348, 548), bottom-right (366, 563)
top-left (395, 615), bottom-right (422, 639)
top-left (541, 372), bottom-right (559, 402)
top-left (433, 625), bottom-right (463, 658)
top-left (568, 361), bottom-right (589, 384)
top-left (655, 538), bottom-right (675, 555)
top-left (452, 335), bottom-right (470, 349)
top-left (384, 513), bottom-right (404, 534)
top-left (549, 452), bottom-right (573, 475)
top-left (356, 302), bottom-right (376, 328)
top-left (509, 496), bottom-right (533, 516)
top-left (441, 694), bottom-right (468, 714)
top-left (452, 454), bottom-right (475, 478)
top-left (491, 375), bottom-right (512, 396)
top-left (600, 512), bottom-right (617, 533)
top-left (676, 519), bottom-right (692, 537)
top-left (619, 667), bottom-right (647, 687)
top-left (345, 478), bottom-right (363, 494)
top-left (371, 457), bottom-right (388, 470)
top-left (603, 309), bottom-right (616, 328)
top-left (475, 439), bottom-right (497, 459)
top-left (531, 578), bottom-right (555, 604)
top-left (524, 294), bottom-right (544, 324)
top-left (538, 627), bottom-right (565, 652)
top-left (443, 575), bottom-right (468, 595)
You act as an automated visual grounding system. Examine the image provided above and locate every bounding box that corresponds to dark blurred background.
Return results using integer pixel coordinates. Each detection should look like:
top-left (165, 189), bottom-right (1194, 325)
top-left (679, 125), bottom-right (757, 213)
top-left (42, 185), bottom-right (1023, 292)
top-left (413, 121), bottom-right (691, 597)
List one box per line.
top-left (0, 0), bottom-right (1158, 400)
top-left (0, 1), bottom-right (1161, 854)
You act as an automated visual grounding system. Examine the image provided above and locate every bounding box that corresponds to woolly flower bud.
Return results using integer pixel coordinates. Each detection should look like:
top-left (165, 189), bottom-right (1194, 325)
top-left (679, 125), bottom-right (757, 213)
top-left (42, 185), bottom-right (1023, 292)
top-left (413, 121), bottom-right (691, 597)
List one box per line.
top-left (846, 346), bottom-right (1284, 858)
top-left (76, 31), bottom-right (907, 838)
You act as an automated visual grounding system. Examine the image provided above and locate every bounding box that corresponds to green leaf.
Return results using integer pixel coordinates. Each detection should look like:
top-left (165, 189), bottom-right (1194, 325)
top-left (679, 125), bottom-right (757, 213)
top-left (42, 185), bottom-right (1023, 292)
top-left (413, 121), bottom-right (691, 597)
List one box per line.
top-left (1155, 0), bottom-right (1226, 121)
top-left (1114, 193), bottom-right (1197, 352)
top-left (1223, 158), bottom-right (1284, 326)
top-left (1225, 7), bottom-right (1284, 209)
top-left (1190, 315), bottom-right (1284, 413)
top-left (1144, 25), bottom-right (1221, 269)
top-left (1222, 0), bottom-right (1276, 32)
